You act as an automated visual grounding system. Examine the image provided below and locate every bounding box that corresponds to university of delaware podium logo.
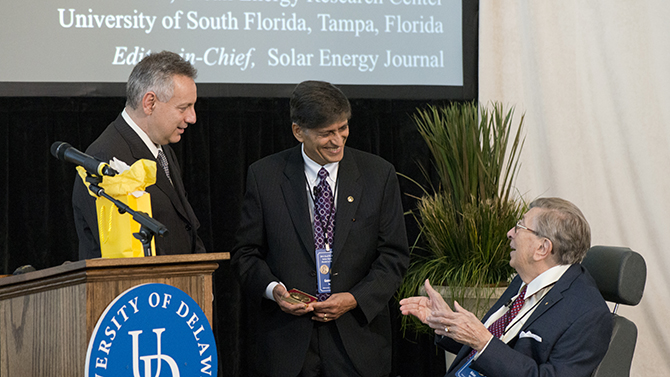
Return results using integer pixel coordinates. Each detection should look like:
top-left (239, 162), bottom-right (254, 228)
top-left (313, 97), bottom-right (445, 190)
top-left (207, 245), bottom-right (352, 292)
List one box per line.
top-left (85, 283), bottom-right (217, 377)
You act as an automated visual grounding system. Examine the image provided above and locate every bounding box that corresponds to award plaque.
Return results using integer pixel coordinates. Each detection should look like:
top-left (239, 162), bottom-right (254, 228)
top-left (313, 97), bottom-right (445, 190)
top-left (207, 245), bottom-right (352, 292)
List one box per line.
top-left (281, 289), bottom-right (317, 305)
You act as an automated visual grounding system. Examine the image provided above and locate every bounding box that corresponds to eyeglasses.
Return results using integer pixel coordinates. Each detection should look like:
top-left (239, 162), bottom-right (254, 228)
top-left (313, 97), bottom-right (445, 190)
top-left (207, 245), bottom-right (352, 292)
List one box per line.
top-left (515, 220), bottom-right (553, 246)
top-left (515, 220), bottom-right (541, 236)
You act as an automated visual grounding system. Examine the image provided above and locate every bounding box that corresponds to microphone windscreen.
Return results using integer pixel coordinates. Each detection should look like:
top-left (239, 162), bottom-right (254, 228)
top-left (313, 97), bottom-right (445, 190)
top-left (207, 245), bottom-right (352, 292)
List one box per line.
top-left (50, 141), bottom-right (71, 160)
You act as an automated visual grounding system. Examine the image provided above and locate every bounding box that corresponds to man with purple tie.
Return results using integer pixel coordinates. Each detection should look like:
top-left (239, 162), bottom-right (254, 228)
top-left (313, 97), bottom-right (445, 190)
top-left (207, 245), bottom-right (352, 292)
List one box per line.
top-left (232, 80), bottom-right (409, 377)
top-left (400, 197), bottom-right (612, 377)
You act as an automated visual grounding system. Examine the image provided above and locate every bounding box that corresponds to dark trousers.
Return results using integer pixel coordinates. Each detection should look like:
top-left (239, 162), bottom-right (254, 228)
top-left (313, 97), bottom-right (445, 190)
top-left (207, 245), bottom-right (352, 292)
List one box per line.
top-left (298, 321), bottom-right (361, 377)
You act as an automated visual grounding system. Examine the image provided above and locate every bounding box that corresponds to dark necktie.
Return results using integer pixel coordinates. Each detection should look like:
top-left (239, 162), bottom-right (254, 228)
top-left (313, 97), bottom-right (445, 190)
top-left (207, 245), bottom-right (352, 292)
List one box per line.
top-left (157, 149), bottom-right (173, 185)
top-left (489, 285), bottom-right (527, 337)
top-left (469, 285), bottom-right (527, 358)
top-left (313, 167), bottom-right (334, 301)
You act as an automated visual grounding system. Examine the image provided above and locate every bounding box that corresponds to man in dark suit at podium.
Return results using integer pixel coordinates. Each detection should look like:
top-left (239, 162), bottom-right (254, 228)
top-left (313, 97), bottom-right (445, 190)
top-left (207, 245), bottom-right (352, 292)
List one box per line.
top-left (232, 80), bottom-right (409, 377)
top-left (72, 51), bottom-right (205, 260)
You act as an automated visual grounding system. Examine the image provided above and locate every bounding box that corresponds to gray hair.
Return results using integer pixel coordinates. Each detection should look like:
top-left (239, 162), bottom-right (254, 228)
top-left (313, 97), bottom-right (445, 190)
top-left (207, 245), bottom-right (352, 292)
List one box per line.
top-left (125, 51), bottom-right (197, 110)
top-left (529, 197), bottom-right (591, 264)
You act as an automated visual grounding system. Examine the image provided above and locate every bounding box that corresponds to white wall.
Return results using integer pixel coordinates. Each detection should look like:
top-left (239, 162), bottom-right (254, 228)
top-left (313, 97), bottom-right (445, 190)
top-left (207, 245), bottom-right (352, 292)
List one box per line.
top-left (479, 1), bottom-right (670, 375)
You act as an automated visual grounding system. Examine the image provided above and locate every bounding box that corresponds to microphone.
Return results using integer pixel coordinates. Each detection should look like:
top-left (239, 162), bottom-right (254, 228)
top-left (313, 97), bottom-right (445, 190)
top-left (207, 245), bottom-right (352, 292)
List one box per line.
top-left (50, 142), bottom-right (117, 177)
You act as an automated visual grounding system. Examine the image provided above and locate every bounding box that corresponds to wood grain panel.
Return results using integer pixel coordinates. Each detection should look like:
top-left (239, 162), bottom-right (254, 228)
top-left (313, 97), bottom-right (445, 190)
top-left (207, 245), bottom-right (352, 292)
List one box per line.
top-left (0, 253), bottom-right (228, 377)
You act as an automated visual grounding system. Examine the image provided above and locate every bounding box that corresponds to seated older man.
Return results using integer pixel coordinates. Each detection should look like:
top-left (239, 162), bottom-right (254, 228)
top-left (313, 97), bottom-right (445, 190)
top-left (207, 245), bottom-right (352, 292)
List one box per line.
top-left (400, 197), bottom-right (612, 377)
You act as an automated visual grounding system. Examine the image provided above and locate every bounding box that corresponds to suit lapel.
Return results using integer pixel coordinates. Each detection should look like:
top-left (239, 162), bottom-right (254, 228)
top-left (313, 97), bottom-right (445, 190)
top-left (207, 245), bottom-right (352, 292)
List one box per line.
top-left (520, 264), bottom-right (581, 331)
top-left (280, 146), bottom-right (362, 264)
top-left (160, 146), bottom-right (191, 220)
top-left (113, 118), bottom-right (190, 220)
top-left (113, 117), bottom-right (154, 161)
top-left (332, 148), bottom-right (361, 265)
top-left (281, 146), bottom-right (315, 262)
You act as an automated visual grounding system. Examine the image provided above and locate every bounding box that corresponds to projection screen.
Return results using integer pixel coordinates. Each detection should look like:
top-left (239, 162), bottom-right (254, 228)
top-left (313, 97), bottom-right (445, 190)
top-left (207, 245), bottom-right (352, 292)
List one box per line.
top-left (0, 0), bottom-right (477, 98)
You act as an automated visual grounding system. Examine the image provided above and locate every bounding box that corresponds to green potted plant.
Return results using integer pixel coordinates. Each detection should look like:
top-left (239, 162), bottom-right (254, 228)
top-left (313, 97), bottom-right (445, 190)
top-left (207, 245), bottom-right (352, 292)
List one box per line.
top-left (398, 101), bottom-right (527, 333)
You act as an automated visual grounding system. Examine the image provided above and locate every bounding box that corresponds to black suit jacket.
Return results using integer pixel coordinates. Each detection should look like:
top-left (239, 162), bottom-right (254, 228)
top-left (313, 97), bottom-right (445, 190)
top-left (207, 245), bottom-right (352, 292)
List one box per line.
top-left (439, 264), bottom-right (612, 377)
top-left (72, 114), bottom-right (205, 259)
top-left (232, 145), bottom-right (409, 377)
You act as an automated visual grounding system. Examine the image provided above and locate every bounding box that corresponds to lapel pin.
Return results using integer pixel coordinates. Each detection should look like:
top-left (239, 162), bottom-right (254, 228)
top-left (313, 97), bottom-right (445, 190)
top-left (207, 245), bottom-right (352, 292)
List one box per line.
top-left (347, 196), bottom-right (354, 202)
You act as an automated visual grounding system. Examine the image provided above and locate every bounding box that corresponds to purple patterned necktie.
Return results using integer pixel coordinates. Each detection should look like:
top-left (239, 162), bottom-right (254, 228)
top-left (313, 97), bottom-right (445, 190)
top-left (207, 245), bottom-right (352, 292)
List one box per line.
top-left (469, 285), bottom-right (527, 358)
top-left (314, 167), bottom-right (335, 301)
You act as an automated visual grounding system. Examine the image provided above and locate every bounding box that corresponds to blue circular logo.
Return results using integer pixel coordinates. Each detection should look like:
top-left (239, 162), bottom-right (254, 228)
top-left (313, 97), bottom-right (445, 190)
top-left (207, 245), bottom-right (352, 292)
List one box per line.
top-left (85, 283), bottom-right (217, 377)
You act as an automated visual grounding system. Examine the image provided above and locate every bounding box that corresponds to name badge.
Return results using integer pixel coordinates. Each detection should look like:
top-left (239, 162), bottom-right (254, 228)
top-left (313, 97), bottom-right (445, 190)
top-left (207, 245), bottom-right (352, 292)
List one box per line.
top-left (316, 248), bottom-right (332, 293)
top-left (455, 356), bottom-right (485, 377)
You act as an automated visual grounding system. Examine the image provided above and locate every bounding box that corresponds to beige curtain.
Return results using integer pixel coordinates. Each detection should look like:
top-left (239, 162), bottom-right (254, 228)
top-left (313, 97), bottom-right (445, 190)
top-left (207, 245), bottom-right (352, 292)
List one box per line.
top-left (479, 1), bottom-right (670, 375)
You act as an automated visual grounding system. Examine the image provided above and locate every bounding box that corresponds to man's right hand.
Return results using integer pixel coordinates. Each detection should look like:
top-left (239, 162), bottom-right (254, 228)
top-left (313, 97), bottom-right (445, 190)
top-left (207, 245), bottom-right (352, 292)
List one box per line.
top-left (272, 284), bottom-right (315, 316)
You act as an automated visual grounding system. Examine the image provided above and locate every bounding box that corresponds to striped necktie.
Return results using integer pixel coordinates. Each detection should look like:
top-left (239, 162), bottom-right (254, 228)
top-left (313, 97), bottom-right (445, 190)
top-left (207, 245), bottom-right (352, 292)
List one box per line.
top-left (157, 149), bottom-right (173, 185)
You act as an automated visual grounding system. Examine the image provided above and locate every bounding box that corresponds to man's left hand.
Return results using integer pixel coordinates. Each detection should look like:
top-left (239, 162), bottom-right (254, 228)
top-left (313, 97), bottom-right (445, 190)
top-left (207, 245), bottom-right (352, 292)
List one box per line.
top-left (311, 292), bottom-right (357, 322)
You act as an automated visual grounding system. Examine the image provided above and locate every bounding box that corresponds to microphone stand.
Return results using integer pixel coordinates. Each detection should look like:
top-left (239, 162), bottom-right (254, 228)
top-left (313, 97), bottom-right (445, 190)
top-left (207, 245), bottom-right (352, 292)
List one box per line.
top-left (85, 174), bottom-right (169, 257)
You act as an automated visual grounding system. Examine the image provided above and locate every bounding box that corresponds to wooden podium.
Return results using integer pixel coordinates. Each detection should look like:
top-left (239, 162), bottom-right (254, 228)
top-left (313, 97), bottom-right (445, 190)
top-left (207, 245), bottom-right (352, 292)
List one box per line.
top-left (0, 252), bottom-right (229, 377)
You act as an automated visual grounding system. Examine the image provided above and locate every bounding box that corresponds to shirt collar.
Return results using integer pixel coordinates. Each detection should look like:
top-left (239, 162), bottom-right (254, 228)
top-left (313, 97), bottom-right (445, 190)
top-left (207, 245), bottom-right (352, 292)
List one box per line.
top-left (525, 264), bottom-right (571, 297)
top-left (122, 108), bottom-right (160, 158)
top-left (301, 144), bottom-right (339, 185)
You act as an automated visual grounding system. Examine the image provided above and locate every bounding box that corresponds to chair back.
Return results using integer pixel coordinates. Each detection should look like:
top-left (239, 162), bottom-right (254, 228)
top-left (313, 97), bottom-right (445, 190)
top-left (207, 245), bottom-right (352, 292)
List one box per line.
top-left (581, 245), bottom-right (646, 377)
